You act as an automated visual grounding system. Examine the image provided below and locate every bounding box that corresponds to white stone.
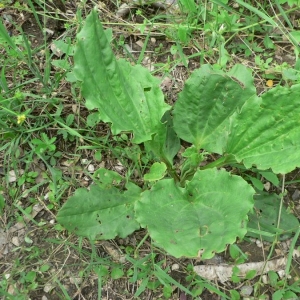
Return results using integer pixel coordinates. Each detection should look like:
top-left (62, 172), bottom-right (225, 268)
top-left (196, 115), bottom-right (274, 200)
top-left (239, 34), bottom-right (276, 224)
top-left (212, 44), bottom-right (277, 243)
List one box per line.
top-left (240, 285), bottom-right (253, 296)
top-left (44, 283), bottom-right (54, 293)
top-left (88, 164), bottom-right (95, 173)
top-left (11, 236), bottom-right (20, 246)
top-left (171, 264), bottom-right (179, 271)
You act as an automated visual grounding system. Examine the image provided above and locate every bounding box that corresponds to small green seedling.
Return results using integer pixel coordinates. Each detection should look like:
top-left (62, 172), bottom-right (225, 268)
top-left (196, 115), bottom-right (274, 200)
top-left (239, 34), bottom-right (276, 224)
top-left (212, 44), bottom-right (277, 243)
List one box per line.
top-left (31, 133), bottom-right (56, 154)
top-left (31, 133), bottom-right (62, 165)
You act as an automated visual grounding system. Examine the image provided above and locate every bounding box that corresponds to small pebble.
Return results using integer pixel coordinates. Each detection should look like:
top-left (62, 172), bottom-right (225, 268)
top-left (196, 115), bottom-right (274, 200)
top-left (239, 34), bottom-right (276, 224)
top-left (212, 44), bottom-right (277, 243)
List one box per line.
top-left (88, 164), bottom-right (95, 173)
top-left (264, 181), bottom-right (270, 191)
top-left (255, 239), bottom-right (263, 248)
top-left (292, 189), bottom-right (300, 200)
top-left (11, 237), bottom-right (20, 247)
top-left (116, 3), bottom-right (130, 18)
top-left (278, 270), bottom-right (288, 278)
top-left (136, 40), bottom-right (144, 48)
top-left (262, 274), bottom-right (269, 284)
top-left (43, 283), bottom-right (54, 293)
top-left (240, 285), bottom-right (253, 296)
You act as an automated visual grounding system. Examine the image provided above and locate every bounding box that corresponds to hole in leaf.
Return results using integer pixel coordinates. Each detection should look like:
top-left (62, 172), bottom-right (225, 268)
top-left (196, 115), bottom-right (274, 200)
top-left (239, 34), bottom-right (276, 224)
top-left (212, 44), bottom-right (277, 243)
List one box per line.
top-left (199, 225), bottom-right (208, 237)
top-left (96, 214), bottom-right (102, 224)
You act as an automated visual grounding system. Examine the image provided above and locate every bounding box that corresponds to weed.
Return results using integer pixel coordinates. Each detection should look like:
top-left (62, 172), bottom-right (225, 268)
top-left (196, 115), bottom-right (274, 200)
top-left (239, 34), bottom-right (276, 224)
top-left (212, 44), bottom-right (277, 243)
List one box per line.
top-left (57, 9), bottom-right (299, 261)
top-left (1, 1), bottom-right (300, 299)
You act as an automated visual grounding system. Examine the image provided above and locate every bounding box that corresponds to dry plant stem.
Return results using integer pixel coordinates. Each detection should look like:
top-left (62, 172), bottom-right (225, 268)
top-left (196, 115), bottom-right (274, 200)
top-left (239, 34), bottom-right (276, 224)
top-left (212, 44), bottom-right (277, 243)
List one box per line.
top-left (37, 196), bottom-right (56, 219)
top-left (194, 257), bottom-right (287, 282)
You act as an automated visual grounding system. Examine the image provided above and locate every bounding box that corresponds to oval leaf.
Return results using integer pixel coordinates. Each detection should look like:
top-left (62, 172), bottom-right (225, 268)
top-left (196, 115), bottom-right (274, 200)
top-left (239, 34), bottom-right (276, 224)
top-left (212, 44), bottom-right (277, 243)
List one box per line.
top-left (57, 184), bottom-right (140, 240)
top-left (247, 193), bottom-right (299, 241)
top-left (225, 85), bottom-right (300, 173)
top-left (144, 162), bottom-right (167, 181)
top-left (73, 10), bottom-right (170, 143)
top-left (136, 168), bottom-right (254, 258)
top-left (173, 64), bottom-right (255, 152)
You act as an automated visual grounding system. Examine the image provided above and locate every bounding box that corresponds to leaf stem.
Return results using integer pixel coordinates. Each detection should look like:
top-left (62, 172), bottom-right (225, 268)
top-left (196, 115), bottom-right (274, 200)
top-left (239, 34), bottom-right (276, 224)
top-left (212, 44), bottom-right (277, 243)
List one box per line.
top-left (201, 154), bottom-right (237, 170)
top-left (164, 159), bottom-right (180, 183)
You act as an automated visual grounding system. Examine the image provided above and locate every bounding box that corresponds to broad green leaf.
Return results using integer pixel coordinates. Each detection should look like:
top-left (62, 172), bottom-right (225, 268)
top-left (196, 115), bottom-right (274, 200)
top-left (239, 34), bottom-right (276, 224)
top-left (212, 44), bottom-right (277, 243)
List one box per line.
top-left (93, 168), bottom-right (123, 188)
top-left (272, 290), bottom-right (284, 300)
top-left (145, 111), bottom-right (180, 165)
top-left (136, 168), bottom-right (254, 258)
top-left (230, 289), bottom-right (240, 299)
top-left (225, 85), bottom-right (300, 173)
top-left (227, 63), bottom-right (256, 88)
top-left (179, 0), bottom-right (197, 13)
top-left (245, 175), bottom-right (264, 191)
top-left (245, 269), bottom-right (256, 280)
top-left (282, 291), bottom-right (298, 299)
top-left (73, 10), bottom-right (170, 143)
top-left (268, 270), bottom-right (279, 287)
top-left (87, 112), bottom-right (100, 127)
top-left (57, 184), bottom-right (141, 240)
top-left (111, 267), bottom-right (124, 279)
top-left (144, 162), bottom-right (167, 181)
top-left (247, 193), bottom-right (299, 241)
top-left (52, 39), bottom-right (75, 56)
top-left (173, 64), bottom-right (255, 152)
top-left (290, 31), bottom-right (300, 45)
top-left (283, 68), bottom-right (300, 81)
top-left (259, 171), bottom-right (279, 186)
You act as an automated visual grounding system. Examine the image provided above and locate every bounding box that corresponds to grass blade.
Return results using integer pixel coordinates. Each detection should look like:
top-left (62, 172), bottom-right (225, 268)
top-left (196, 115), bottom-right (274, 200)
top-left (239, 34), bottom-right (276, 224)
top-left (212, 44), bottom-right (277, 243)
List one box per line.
top-left (235, 0), bottom-right (277, 26)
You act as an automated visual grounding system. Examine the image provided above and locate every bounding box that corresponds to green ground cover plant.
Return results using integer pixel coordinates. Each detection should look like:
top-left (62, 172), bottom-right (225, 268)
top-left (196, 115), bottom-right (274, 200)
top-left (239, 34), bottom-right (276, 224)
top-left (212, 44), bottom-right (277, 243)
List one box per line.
top-left (1, 1), bottom-right (300, 298)
top-left (57, 10), bottom-right (299, 260)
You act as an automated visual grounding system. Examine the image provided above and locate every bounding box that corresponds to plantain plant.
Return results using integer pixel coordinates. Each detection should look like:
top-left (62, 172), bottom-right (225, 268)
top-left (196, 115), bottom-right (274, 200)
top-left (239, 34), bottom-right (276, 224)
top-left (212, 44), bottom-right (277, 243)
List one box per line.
top-left (57, 10), bottom-right (299, 259)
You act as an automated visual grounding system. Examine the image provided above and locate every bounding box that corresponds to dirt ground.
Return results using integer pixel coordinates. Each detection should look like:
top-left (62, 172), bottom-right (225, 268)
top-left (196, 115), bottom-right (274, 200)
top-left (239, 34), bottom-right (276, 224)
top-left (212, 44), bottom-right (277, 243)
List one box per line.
top-left (1, 1), bottom-right (300, 299)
